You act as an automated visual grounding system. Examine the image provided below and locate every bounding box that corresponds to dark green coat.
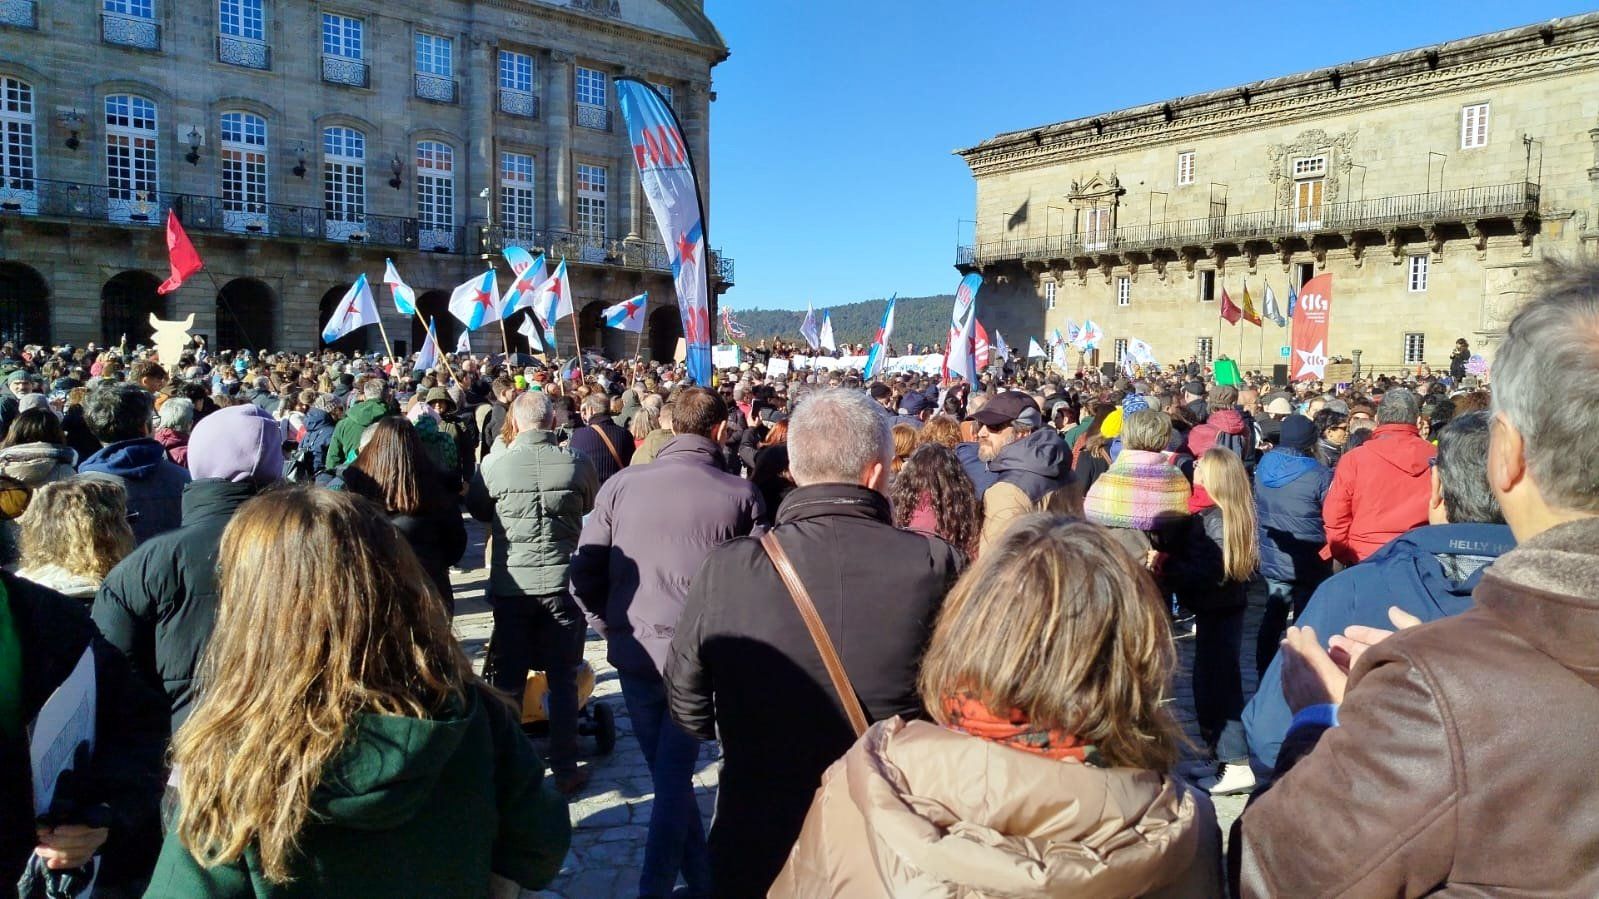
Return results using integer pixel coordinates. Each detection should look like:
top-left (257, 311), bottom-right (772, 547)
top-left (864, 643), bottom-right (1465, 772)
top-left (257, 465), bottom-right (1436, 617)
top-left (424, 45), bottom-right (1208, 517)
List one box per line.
top-left (325, 399), bottom-right (390, 470)
top-left (145, 686), bottom-right (571, 897)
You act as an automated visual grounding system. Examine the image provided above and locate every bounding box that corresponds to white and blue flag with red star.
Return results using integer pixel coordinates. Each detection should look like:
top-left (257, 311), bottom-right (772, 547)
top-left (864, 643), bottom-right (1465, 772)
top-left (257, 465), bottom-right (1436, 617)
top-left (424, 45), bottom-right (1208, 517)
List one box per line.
top-left (321, 274), bottom-right (379, 344)
top-left (863, 294), bottom-right (897, 380)
top-left (618, 78), bottom-right (712, 385)
top-left (448, 269), bottom-right (502, 331)
top-left (501, 247), bottom-right (546, 318)
top-left (602, 293), bottom-right (648, 333)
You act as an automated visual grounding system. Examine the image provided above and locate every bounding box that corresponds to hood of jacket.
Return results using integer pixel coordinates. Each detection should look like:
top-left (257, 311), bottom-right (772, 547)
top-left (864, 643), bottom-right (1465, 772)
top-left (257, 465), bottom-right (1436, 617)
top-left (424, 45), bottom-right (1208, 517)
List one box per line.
top-left (346, 398), bottom-right (390, 429)
top-left (1365, 522), bottom-right (1517, 615)
top-left (840, 718), bottom-right (1201, 896)
top-left (988, 428), bottom-right (1068, 481)
top-left (303, 407), bottom-right (334, 433)
top-left (1205, 408), bottom-right (1246, 436)
top-left (80, 437), bottom-right (170, 479)
top-left (0, 442), bottom-right (76, 482)
top-left (1358, 423), bottom-right (1435, 477)
top-left (153, 428), bottom-right (189, 451)
top-left (1256, 447), bottom-right (1323, 488)
top-left (311, 691), bottom-right (474, 830)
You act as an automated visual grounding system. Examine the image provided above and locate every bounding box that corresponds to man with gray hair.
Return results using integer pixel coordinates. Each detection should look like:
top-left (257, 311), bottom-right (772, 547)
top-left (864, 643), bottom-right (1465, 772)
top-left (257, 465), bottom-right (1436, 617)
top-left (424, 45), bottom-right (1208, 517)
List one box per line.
top-left (466, 390), bottom-right (597, 796)
top-left (324, 376), bottom-right (389, 470)
top-left (665, 388), bottom-right (962, 896)
top-left (568, 390), bottom-right (632, 485)
top-left (1321, 386), bottom-right (1435, 564)
top-left (1240, 261), bottom-right (1599, 894)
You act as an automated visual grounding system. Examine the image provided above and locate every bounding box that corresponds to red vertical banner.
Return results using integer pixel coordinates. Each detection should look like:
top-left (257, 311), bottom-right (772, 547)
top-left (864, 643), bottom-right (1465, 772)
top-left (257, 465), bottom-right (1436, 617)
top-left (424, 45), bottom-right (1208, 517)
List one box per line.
top-left (1290, 274), bottom-right (1332, 381)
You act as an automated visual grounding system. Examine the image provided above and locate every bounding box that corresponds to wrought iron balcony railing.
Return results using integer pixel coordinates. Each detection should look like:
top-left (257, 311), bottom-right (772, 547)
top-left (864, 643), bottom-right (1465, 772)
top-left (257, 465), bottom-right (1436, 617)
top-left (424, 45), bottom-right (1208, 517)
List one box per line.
top-left (102, 11), bottom-right (160, 50)
top-left (960, 181), bottom-right (1540, 267)
top-left (489, 226), bottom-right (733, 282)
top-left (0, 177), bottom-right (419, 249)
top-left (415, 73), bottom-right (458, 103)
top-left (217, 34), bottom-right (270, 69)
top-left (0, 0), bottom-right (36, 28)
top-left (499, 88), bottom-right (538, 118)
top-left (322, 54), bottom-right (369, 87)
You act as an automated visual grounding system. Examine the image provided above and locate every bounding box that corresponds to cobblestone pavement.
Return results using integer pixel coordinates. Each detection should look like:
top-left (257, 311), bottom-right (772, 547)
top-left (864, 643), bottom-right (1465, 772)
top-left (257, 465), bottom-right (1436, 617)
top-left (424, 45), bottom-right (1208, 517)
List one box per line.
top-left (450, 520), bottom-right (1252, 898)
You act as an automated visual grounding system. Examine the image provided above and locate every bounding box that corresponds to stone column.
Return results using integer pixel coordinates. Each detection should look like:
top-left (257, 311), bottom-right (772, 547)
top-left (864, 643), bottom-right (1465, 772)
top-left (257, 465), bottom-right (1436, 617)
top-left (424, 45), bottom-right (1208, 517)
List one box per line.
top-left (466, 35), bottom-right (495, 244)
top-left (546, 50), bottom-right (574, 234)
top-left (618, 67), bottom-right (641, 242)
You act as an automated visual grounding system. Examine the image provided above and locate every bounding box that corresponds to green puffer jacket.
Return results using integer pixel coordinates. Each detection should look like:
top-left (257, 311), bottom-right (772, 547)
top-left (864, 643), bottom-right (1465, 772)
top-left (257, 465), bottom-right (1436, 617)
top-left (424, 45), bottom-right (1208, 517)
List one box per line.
top-left (326, 398), bottom-right (390, 469)
top-left (466, 429), bottom-right (598, 597)
top-left (145, 686), bottom-right (571, 897)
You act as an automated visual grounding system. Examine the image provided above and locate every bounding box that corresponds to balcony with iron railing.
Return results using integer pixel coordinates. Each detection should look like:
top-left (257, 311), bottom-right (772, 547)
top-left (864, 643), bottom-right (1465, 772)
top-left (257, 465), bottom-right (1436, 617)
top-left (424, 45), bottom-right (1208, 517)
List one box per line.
top-left (0, 177), bottom-right (421, 249)
top-left (488, 225), bottom-right (733, 283)
top-left (498, 87), bottom-right (538, 118)
top-left (415, 73), bottom-right (458, 103)
top-left (0, 0), bottom-right (36, 28)
top-left (217, 33), bottom-right (270, 69)
top-left (0, 177), bottom-right (731, 282)
top-left (101, 11), bottom-right (160, 50)
top-left (322, 54), bottom-right (369, 87)
top-left (958, 181), bottom-right (1540, 269)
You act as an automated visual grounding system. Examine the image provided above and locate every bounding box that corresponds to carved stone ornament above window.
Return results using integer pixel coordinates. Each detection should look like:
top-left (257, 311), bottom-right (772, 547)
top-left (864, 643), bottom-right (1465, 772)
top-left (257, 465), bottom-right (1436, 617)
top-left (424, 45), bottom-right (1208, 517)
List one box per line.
top-left (1066, 172), bottom-right (1124, 208)
top-left (1266, 127), bottom-right (1359, 207)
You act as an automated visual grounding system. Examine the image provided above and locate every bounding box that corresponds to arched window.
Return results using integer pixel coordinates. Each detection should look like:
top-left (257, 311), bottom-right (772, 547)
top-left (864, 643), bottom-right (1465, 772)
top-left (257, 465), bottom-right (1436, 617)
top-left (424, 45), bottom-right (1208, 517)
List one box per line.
top-left (322, 125), bottom-right (365, 241)
top-left (0, 77), bottom-right (36, 214)
top-left (220, 111), bottom-right (268, 232)
top-left (105, 94), bottom-right (159, 223)
top-left (415, 140), bottom-right (454, 252)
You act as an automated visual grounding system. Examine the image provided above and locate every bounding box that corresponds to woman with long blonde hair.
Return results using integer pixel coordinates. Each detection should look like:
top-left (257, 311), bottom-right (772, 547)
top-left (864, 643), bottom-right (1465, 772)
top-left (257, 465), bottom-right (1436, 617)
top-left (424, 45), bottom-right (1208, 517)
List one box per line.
top-left (772, 516), bottom-right (1221, 897)
top-left (148, 486), bottom-right (570, 896)
top-left (15, 475), bottom-right (135, 599)
top-left (1163, 448), bottom-right (1259, 796)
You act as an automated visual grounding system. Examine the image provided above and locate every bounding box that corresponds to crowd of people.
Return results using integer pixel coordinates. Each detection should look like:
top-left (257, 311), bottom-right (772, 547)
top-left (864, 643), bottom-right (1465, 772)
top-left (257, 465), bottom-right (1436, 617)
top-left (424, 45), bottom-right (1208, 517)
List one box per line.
top-left (0, 259), bottom-right (1596, 898)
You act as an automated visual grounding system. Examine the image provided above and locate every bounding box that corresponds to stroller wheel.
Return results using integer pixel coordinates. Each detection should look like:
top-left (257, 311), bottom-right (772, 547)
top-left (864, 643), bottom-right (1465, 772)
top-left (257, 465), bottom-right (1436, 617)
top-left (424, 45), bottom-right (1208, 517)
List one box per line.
top-left (592, 701), bottom-right (616, 756)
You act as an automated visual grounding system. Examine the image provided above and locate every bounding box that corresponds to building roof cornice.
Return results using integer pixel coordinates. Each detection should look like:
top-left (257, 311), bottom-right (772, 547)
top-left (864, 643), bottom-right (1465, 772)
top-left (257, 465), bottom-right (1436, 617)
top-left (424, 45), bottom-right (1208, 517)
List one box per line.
top-left (479, 0), bottom-right (730, 65)
top-left (957, 12), bottom-right (1599, 177)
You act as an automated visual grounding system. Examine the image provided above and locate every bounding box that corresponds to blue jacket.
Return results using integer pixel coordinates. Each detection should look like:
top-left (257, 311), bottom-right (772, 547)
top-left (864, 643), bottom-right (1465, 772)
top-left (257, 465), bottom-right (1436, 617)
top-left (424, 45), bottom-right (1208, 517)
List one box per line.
top-left (79, 437), bottom-right (191, 544)
top-left (298, 408), bottom-right (336, 475)
top-left (1243, 522), bottom-right (1516, 769)
top-left (954, 442), bottom-right (998, 496)
top-left (1253, 447), bottom-right (1333, 582)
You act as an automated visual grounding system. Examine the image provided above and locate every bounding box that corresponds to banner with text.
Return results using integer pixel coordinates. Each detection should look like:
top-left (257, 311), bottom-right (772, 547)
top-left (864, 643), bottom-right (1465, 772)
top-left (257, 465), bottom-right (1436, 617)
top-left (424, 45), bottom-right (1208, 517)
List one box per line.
top-left (1290, 274), bottom-right (1333, 381)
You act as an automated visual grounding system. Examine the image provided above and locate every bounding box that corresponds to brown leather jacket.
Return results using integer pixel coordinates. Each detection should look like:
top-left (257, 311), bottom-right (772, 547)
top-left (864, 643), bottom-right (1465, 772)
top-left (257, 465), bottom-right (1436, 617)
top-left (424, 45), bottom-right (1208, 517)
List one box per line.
top-left (770, 718), bottom-right (1223, 898)
top-left (1240, 516), bottom-right (1599, 896)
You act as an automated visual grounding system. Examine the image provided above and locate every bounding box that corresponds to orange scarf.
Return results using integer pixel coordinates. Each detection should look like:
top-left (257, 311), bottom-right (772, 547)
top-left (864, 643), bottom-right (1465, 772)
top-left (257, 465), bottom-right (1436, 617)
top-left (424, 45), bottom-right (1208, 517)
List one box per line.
top-left (942, 691), bottom-right (1098, 763)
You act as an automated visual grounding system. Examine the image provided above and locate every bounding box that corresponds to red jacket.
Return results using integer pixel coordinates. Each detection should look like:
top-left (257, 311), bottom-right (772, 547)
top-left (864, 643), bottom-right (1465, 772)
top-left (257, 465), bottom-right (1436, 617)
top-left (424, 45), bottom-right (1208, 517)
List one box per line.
top-left (1321, 423), bottom-right (1435, 564)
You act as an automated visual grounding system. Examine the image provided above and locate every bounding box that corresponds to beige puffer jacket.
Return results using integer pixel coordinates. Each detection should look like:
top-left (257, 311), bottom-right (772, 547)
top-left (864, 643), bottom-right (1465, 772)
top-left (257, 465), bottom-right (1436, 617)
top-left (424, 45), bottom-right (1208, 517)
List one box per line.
top-left (770, 717), bottom-right (1222, 898)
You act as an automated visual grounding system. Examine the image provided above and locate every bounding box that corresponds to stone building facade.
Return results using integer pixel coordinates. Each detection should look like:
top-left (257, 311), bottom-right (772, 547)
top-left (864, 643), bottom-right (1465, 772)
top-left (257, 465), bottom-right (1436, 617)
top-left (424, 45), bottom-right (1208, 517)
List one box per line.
top-left (957, 13), bottom-right (1599, 377)
top-left (0, 0), bottom-right (730, 356)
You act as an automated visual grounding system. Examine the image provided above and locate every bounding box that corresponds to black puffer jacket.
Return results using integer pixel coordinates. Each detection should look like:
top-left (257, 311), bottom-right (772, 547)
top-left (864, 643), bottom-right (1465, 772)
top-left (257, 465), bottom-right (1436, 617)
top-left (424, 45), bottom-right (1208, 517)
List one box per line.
top-left (1163, 506), bottom-right (1248, 613)
top-left (91, 479), bottom-right (263, 735)
top-left (665, 483), bottom-right (962, 896)
top-left (389, 481), bottom-right (468, 614)
top-left (2, 572), bottom-right (168, 892)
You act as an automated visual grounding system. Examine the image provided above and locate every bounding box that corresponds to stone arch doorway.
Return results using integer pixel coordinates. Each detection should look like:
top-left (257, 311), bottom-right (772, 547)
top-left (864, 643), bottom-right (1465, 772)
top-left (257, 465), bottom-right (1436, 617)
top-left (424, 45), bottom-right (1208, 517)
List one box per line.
top-left (215, 278), bottom-right (276, 352)
top-left (411, 289), bottom-right (455, 351)
top-left (100, 270), bottom-right (167, 348)
top-left (0, 262), bottom-right (51, 346)
top-left (647, 305), bottom-right (682, 363)
top-left (503, 309), bottom-right (542, 356)
top-left (318, 284), bottom-right (376, 354)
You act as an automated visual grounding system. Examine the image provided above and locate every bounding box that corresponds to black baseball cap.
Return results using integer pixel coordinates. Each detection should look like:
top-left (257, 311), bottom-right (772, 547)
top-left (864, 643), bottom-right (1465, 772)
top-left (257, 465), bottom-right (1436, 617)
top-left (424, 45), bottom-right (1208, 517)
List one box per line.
top-left (971, 391), bottom-right (1042, 431)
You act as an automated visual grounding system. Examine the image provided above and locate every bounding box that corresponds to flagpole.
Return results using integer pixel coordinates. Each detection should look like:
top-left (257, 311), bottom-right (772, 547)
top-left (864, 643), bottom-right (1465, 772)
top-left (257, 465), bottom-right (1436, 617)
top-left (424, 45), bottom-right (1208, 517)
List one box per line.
top-left (429, 317), bottom-right (462, 387)
top-left (202, 270), bottom-right (258, 352)
top-left (372, 313), bottom-right (395, 362)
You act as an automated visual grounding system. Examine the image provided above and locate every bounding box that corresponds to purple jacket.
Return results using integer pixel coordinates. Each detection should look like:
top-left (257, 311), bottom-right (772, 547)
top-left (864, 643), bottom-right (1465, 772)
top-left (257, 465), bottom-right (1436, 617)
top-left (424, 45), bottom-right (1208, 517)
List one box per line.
top-left (571, 434), bottom-right (764, 677)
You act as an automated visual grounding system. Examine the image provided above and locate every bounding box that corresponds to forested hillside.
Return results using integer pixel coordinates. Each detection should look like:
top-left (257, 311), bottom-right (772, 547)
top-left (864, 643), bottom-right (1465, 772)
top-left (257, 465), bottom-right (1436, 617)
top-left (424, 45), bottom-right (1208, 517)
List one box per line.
top-left (726, 294), bottom-right (954, 348)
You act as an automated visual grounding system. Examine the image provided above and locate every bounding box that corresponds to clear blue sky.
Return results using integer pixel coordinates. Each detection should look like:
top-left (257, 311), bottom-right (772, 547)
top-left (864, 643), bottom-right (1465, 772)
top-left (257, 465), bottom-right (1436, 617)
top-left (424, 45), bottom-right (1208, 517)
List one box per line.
top-left (704, 0), bottom-right (1593, 311)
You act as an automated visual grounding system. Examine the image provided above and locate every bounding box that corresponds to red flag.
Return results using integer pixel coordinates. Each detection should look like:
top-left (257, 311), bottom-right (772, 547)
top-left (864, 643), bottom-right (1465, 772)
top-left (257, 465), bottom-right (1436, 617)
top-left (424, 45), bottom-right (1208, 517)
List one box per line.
top-left (1220, 286), bottom-right (1241, 325)
top-left (157, 210), bottom-right (203, 295)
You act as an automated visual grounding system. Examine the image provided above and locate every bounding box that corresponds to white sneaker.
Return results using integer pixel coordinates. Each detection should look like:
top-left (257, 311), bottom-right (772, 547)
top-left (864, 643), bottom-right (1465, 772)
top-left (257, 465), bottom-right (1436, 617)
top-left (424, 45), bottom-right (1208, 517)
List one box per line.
top-left (1208, 763), bottom-right (1257, 796)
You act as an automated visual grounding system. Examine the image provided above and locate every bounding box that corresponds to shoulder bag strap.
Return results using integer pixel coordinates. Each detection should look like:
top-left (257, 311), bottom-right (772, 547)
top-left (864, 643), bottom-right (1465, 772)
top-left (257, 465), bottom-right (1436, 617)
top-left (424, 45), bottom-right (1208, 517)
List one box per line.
top-left (592, 424), bottom-right (625, 470)
top-left (759, 531), bottom-right (869, 738)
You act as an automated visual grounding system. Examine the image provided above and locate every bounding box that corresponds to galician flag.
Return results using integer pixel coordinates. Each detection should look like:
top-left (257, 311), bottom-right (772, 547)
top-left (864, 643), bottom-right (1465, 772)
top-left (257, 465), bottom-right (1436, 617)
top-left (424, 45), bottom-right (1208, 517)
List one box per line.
top-left (1028, 337), bottom-right (1047, 359)
top-left (413, 318), bottom-right (439, 372)
top-left (819, 311), bottom-right (836, 352)
top-left (321, 274), bottom-right (379, 344)
top-left (993, 330), bottom-right (1009, 361)
top-left (501, 248), bottom-right (547, 318)
top-left (1286, 281), bottom-right (1299, 320)
top-left (863, 294), bottom-right (897, 380)
top-left (944, 273), bottom-right (982, 384)
top-left (455, 329), bottom-right (470, 354)
top-left (799, 303), bottom-right (820, 350)
top-left (449, 269), bottom-right (502, 331)
top-left (1262, 281), bottom-right (1286, 327)
top-left (531, 257), bottom-right (574, 327)
top-left (602, 294), bottom-right (647, 333)
top-left (1079, 319), bottom-right (1103, 350)
top-left (384, 258), bottom-right (417, 316)
top-left (516, 311), bottom-right (544, 352)
top-left (1240, 278), bottom-right (1262, 326)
